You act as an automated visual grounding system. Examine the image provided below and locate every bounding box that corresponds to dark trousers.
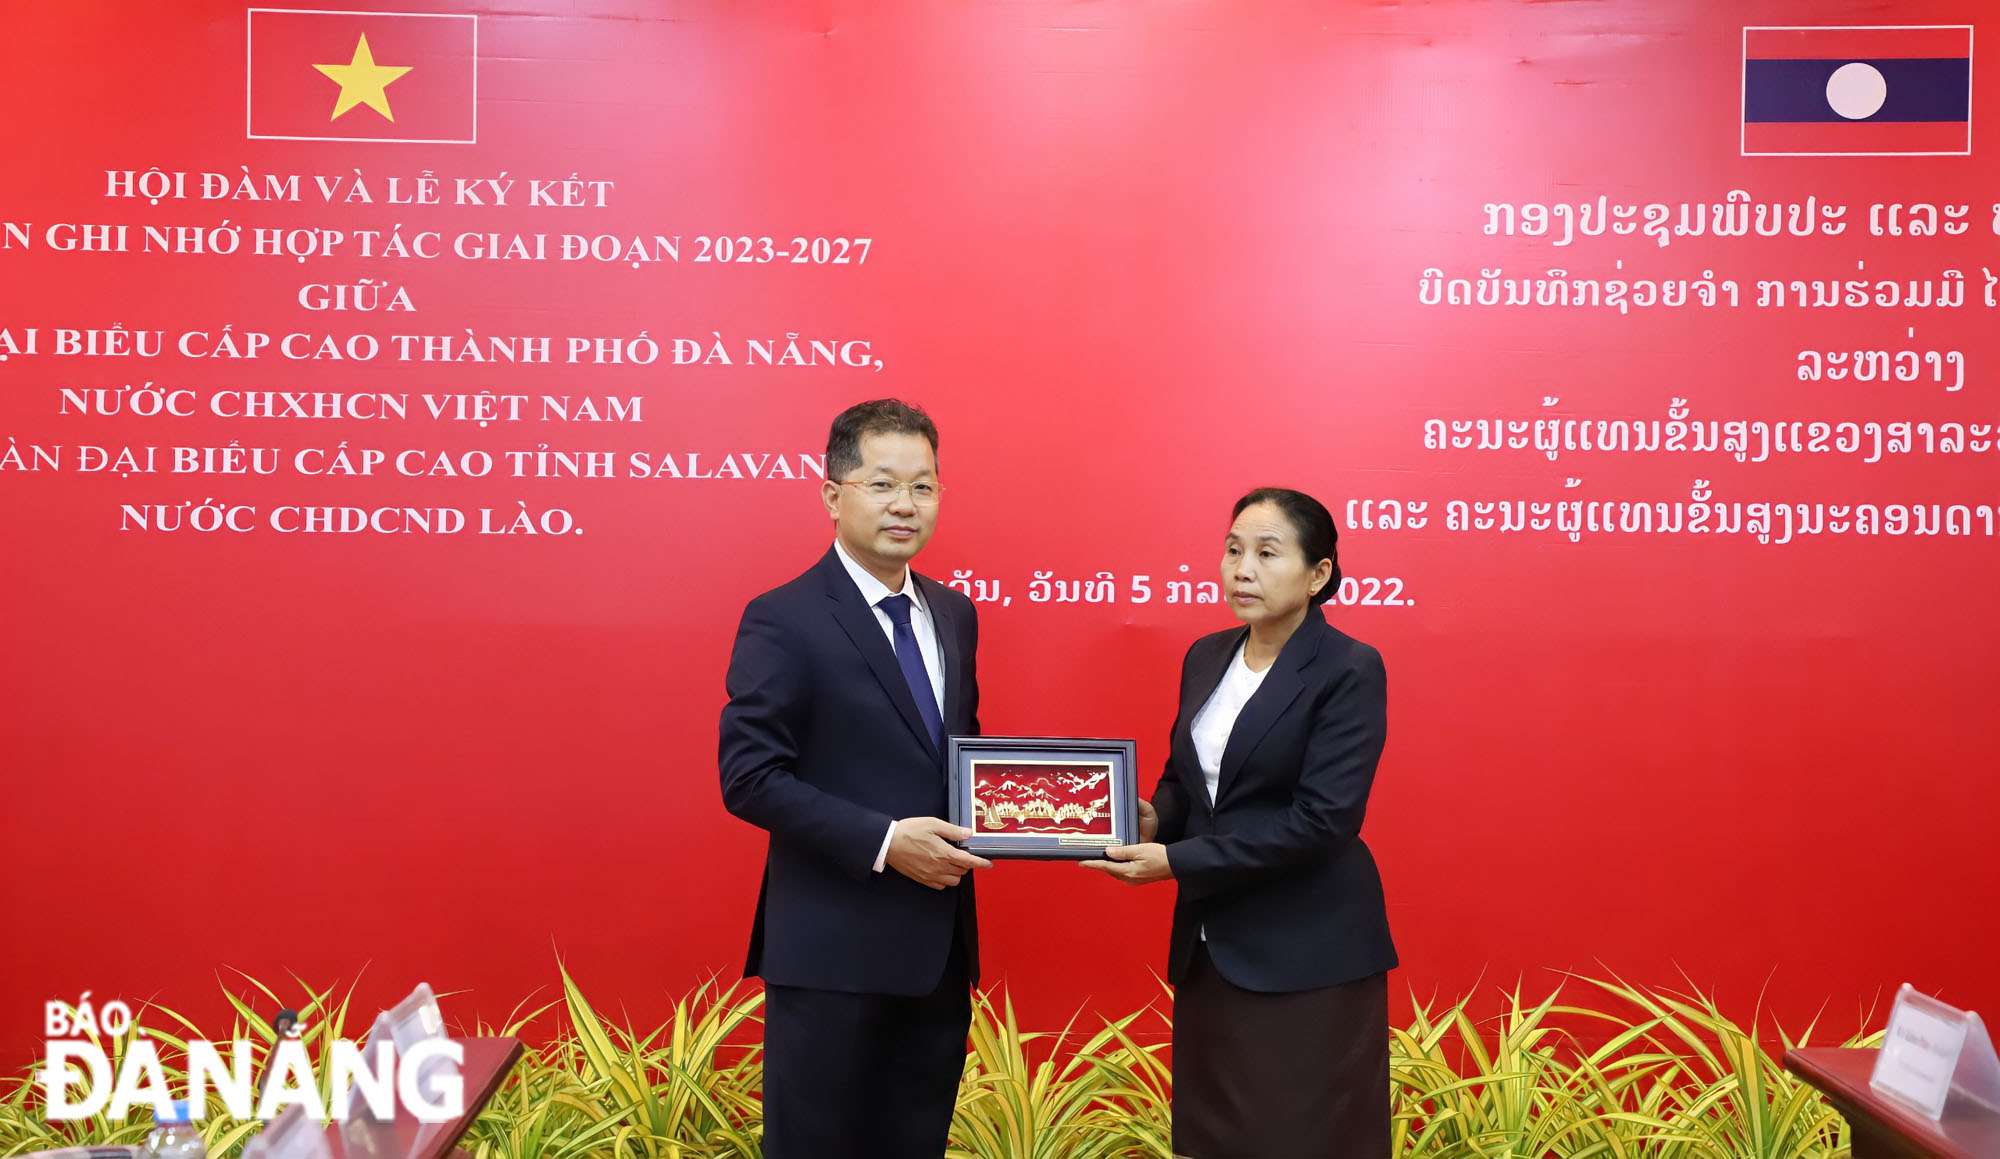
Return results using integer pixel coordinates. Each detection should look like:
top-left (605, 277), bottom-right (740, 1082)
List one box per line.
top-left (1173, 942), bottom-right (1391, 1159)
top-left (760, 941), bottom-right (971, 1159)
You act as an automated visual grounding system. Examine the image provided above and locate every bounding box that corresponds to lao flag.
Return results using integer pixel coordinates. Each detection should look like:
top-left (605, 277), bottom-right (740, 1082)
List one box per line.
top-left (1742, 26), bottom-right (1972, 156)
top-left (248, 9), bottom-right (477, 143)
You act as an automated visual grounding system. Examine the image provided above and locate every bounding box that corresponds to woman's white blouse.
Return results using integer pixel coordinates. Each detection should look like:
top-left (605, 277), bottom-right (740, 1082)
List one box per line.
top-left (1189, 641), bottom-right (1271, 805)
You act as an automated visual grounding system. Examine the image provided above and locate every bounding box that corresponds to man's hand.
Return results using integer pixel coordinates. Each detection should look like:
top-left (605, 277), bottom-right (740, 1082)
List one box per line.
top-left (1137, 798), bottom-right (1159, 844)
top-left (886, 817), bottom-right (993, 889)
top-left (1080, 843), bottom-right (1174, 885)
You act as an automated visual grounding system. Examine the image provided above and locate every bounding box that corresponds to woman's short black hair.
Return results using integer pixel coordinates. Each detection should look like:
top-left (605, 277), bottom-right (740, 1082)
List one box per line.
top-left (1231, 487), bottom-right (1341, 604)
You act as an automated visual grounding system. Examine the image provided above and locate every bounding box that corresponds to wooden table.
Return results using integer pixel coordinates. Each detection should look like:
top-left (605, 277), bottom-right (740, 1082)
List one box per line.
top-left (1785, 1046), bottom-right (2000, 1159)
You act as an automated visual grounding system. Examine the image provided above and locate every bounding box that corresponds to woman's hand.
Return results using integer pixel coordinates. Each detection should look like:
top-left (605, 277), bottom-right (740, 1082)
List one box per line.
top-left (1080, 843), bottom-right (1174, 885)
top-left (1137, 798), bottom-right (1159, 844)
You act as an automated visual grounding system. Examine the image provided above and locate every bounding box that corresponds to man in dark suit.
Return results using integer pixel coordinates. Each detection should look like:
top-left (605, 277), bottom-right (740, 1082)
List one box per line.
top-left (718, 398), bottom-right (989, 1159)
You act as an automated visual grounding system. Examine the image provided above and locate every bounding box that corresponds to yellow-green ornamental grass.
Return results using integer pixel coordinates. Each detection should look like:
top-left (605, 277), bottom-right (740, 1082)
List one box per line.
top-left (2, 965), bottom-right (1882, 1159)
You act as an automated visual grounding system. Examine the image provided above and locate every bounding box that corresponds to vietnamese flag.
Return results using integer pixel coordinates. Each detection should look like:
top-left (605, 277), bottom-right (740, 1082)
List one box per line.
top-left (248, 9), bottom-right (477, 142)
top-left (1742, 26), bottom-right (1972, 156)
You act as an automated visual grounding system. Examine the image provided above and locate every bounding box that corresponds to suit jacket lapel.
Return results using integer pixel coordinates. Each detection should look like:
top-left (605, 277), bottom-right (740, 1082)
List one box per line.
top-left (818, 549), bottom-right (940, 758)
top-left (915, 572), bottom-right (962, 736)
top-left (1213, 609), bottom-right (1327, 807)
top-left (1175, 627), bottom-right (1246, 812)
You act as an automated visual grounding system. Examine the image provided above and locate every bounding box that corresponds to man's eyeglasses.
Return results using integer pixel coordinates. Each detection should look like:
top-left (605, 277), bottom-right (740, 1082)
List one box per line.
top-left (839, 478), bottom-right (944, 506)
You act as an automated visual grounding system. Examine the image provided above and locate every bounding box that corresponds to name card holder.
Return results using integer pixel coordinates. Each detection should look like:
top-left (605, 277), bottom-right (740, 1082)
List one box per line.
top-left (342, 982), bottom-right (449, 1142)
top-left (243, 1105), bottom-right (331, 1159)
top-left (1868, 983), bottom-right (2000, 1121)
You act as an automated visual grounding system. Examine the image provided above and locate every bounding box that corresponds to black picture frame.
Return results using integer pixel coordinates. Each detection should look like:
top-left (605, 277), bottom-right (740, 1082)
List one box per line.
top-left (945, 735), bottom-right (1140, 860)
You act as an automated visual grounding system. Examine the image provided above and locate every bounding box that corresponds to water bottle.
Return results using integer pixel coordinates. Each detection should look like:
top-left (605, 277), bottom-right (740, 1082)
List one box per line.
top-left (145, 1100), bottom-right (207, 1159)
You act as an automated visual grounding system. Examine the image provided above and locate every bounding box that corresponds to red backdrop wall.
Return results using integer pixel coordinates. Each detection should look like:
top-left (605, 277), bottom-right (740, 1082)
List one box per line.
top-left (3, 0), bottom-right (1996, 1063)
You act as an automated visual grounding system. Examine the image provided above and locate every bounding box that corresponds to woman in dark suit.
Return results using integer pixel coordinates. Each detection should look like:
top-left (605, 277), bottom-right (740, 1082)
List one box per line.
top-left (1083, 487), bottom-right (1395, 1158)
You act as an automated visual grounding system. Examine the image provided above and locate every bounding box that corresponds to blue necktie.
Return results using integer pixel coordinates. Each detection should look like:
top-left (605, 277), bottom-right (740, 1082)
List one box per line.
top-left (878, 594), bottom-right (943, 749)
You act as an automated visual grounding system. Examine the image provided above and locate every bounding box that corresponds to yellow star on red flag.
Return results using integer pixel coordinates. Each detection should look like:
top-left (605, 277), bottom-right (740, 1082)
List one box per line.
top-left (313, 34), bottom-right (412, 122)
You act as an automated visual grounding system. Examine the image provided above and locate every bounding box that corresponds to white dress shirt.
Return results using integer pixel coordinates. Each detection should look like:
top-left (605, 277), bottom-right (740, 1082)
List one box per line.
top-left (832, 539), bottom-right (945, 873)
top-left (1186, 640), bottom-right (1269, 938)
top-left (1190, 640), bottom-right (1270, 805)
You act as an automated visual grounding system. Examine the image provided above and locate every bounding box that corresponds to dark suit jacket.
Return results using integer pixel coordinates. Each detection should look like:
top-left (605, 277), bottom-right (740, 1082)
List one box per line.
top-left (718, 545), bottom-right (980, 996)
top-left (1152, 606), bottom-right (1396, 992)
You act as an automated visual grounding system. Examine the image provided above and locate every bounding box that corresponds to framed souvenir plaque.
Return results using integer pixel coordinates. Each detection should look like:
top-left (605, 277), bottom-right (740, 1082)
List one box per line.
top-left (946, 736), bottom-right (1139, 860)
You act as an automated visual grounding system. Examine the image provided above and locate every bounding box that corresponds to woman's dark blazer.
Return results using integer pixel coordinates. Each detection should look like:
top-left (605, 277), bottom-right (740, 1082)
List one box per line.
top-left (1152, 605), bottom-right (1396, 993)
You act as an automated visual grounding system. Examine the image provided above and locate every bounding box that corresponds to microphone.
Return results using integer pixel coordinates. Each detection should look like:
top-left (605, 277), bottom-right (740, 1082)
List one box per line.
top-left (253, 1009), bottom-right (299, 1106)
